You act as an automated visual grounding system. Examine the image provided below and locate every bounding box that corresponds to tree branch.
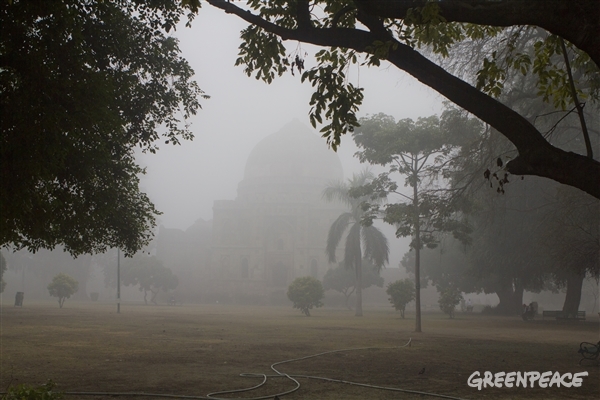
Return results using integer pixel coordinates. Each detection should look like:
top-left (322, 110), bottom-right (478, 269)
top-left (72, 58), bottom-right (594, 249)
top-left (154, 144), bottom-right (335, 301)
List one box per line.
top-left (559, 38), bottom-right (592, 158)
top-left (205, 0), bottom-right (600, 199)
top-left (355, 0), bottom-right (600, 67)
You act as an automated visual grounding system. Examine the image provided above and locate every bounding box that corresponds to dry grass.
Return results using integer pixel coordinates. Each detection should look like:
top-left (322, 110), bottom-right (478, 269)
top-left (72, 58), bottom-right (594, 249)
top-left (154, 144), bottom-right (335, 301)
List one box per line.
top-left (1, 301), bottom-right (598, 400)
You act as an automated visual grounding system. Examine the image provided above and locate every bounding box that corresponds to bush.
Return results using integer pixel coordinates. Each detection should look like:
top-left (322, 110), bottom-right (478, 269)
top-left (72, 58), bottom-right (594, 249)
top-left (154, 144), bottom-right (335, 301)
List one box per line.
top-left (48, 273), bottom-right (78, 308)
top-left (437, 286), bottom-right (462, 318)
top-left (386, 279), bottom-right (415, 318)
top-left (3, 380), bottom-right (63, 400)
top-left (287, 276), bottom-right (324, 316)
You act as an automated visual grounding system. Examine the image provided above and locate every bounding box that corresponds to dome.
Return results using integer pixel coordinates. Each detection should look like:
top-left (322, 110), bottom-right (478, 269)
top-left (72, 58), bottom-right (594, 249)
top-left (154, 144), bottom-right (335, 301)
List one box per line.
top-left (243, 119), bottom-right (343, 181)
top-left (238, 120), bottom-right (344, 202)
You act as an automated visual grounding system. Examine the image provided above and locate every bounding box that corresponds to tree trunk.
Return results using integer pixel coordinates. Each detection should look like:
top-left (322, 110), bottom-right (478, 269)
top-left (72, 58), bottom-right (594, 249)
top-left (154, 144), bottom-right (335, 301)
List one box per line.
top-left (512, 280), bottom-right (525, 314)
top-left (355, 258), bottom-right (363, 316)
top-left (71, 255), bottom-right (92, 301)
top-left (413, 167), bottom-right (422, 332)
top-left (495, 285), bottom-right (524, 315)
top-left (344, 287), bottom-right (355, 310)
top-left (562, 271), bottom-right (584, 316)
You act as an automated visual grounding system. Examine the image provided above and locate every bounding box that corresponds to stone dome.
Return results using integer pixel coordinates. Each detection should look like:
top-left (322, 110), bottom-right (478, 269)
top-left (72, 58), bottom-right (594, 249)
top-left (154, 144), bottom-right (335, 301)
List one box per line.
top-left (238, 120), bottom-right (344, 202)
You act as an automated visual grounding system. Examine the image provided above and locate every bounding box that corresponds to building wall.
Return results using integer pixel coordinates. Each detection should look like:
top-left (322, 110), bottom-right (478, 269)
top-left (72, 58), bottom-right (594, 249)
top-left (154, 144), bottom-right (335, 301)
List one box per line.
top-left (210, 197), bottom-right (344, 303)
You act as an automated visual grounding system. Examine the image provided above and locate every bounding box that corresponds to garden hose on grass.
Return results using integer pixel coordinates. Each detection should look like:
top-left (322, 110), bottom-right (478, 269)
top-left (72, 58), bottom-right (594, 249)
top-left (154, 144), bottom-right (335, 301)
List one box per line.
top-left (9, 338), bottom-right (468, 400)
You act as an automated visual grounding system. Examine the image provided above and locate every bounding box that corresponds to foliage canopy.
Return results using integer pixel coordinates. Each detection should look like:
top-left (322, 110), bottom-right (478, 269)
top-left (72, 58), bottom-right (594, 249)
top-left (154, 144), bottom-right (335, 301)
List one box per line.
top-left (121, 254), bottom-right (178, 305)
top-left (0, 0), bottom-right (206, 256)
top-left (47, 273), bottom-right (79, 308)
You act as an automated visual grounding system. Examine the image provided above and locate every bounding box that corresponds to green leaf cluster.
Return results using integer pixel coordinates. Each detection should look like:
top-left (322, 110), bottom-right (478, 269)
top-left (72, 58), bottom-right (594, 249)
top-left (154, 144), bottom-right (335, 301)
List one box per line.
top-left (352, 112), bottom-right (473, 248)
top-left (2, 380), bottom-right (63, 400)
top-left (437, 284), bottom-right (462, 318)
top-left (386, 278), bottom-right (415, 318)
top-left (474, 28), bottom-right (598, 108)
top-left (287, 276), bottom-right (325, 316)
top-left (47, 273), bottom-right (78, 308)
top-left (236, 26), bottom-right (289, 83)
top-left (1, 0), bottom-right (207, 256)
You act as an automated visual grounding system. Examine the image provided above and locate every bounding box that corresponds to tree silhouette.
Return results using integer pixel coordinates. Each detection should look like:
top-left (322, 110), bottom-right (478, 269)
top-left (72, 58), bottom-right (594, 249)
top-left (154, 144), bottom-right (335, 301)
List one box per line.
top-left (323, 170), bottom-right (389, 316)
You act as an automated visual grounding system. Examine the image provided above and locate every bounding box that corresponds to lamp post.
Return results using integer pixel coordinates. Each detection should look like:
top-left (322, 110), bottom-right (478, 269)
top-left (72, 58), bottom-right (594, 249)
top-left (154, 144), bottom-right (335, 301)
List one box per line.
top-left (117, 248), bottom-right (121, 314)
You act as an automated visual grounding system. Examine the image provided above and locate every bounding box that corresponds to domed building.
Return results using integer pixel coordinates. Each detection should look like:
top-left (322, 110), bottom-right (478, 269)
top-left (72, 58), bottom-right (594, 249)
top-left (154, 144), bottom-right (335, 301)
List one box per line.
top-left (208, 120), bottom-right (346, 303)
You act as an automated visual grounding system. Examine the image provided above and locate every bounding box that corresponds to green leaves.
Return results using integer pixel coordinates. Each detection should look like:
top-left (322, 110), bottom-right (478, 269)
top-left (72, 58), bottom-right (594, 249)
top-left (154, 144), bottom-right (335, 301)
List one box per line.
top-left (1, 1), bottom-right (206, 256)
top-left (437, 284), bottom-right (462, 318)
top-left (287, 276), bottom-right (325, 316)
top-left (473, 28), bottom-right (596, 109)
top-left (302, 49), bottom-right (364, 150)
top-left (2, 380), bottom-right (63, 400)
top-left (47, 273), bottom-right (79, 308)
top-left (386, 278), bottom-right (415, 317)
top-left (236, 26), bottom-right (289, 83)
top-left (352, 112), bottom-right (473, 249)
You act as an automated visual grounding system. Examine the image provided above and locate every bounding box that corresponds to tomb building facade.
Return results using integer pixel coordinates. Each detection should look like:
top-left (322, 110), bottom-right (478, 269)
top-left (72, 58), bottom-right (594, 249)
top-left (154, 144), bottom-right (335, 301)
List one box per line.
top-left (209, 120), bottom-right (346, 303)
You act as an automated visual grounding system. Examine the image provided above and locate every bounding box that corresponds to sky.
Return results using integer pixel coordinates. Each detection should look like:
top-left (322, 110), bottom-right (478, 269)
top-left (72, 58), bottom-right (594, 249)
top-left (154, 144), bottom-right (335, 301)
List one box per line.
top-left (136, 5), bottom-right (445, 266)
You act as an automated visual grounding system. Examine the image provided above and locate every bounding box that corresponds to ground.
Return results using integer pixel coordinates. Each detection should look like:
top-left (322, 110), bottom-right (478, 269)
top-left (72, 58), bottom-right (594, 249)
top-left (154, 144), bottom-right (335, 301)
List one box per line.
top-left (0, 301), bottom-right (598, 400)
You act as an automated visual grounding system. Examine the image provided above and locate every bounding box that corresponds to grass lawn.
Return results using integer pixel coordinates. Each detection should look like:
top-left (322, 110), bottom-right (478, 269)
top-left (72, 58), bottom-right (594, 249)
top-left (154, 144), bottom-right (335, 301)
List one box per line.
top-left (0, 301), bottom-right (598, 399)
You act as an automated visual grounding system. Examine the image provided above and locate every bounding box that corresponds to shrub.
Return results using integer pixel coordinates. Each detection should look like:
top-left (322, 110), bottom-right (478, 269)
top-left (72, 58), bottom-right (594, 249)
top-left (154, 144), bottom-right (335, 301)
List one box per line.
top-left (386, 279), bottom-right (415, 318)
top-left (437, 286), bottom-right (462, 318)
top-left (48, 273), bottom-right (78, 308)
top-left (287, 276), bottom-right (324, 316)
top-left (3, 380), bottom-right (63, 400)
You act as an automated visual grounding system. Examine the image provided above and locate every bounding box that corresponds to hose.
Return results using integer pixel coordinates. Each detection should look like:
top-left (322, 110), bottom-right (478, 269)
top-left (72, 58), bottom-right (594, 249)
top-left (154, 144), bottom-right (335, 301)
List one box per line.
top-left (4, 338), bottom-right (470, 400)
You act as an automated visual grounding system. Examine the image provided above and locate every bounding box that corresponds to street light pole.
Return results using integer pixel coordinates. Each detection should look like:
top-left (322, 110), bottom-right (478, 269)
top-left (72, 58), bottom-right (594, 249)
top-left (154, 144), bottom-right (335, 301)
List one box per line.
top-left (117, 248), bottom-right (121, 314)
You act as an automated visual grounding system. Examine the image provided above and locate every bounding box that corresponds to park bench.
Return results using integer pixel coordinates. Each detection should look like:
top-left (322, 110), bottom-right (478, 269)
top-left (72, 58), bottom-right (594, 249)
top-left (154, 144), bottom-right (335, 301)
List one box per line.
top-left (542, 310), bottom-right (586, 321)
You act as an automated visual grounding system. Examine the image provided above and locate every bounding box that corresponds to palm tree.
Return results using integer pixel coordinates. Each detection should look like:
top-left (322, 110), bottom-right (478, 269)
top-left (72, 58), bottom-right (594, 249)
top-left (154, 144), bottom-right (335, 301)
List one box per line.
top-left (323, 170), bottom-right (389, 316)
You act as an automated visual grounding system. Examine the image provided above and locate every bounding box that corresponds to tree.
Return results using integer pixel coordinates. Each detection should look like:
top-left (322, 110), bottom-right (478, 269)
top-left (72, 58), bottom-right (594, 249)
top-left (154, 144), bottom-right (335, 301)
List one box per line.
top-left (1, 0), bottom-right (206, 256)
top-left (352, 113), bottom-right (471, 331)
top-left (287, 276), bottom-right (325, 316)
top-left (437, 284), bottom-right (462, 319)
top-left (440, 60), bottom-right (597, 314)
top-left (205, 0), bottom-right (600, 199)
top-left (323, 170), bottom-right (389, 316)
top-left (122, 254), bottom-right (178, 305)
top-left (386, 279), bottom-right (415, 319)
top-left (539, 186), bottom-right (599, 316)
top-left (322, 259), bottom-right (384, 310)
top-left (48, 273), bottom-right (79, 308)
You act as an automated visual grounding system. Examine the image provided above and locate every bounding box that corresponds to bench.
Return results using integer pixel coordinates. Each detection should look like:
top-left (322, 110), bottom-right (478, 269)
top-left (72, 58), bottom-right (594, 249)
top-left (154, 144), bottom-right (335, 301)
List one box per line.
top-left (542, 310), bottom-right (586, 321)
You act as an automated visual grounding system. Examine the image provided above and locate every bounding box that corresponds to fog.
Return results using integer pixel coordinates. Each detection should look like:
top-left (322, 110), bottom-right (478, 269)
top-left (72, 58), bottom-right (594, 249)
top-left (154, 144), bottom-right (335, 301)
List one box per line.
top-left (136, 6), bottom-right (442, 233)
top-left (2, 7), bottom-right (597, 316)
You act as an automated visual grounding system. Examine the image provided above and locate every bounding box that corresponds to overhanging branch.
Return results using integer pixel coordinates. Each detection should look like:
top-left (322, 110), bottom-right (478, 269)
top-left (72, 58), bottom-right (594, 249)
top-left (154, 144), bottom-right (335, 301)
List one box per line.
top-left (205, 0), bottom-right (600, 199)
top-left (355, 0), bottom-right (600, 67)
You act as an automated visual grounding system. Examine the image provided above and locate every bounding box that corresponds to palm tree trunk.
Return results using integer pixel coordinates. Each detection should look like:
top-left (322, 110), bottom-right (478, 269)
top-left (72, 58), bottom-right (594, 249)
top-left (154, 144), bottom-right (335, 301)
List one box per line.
top-left (355, 257), bottom-right (363, 316)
